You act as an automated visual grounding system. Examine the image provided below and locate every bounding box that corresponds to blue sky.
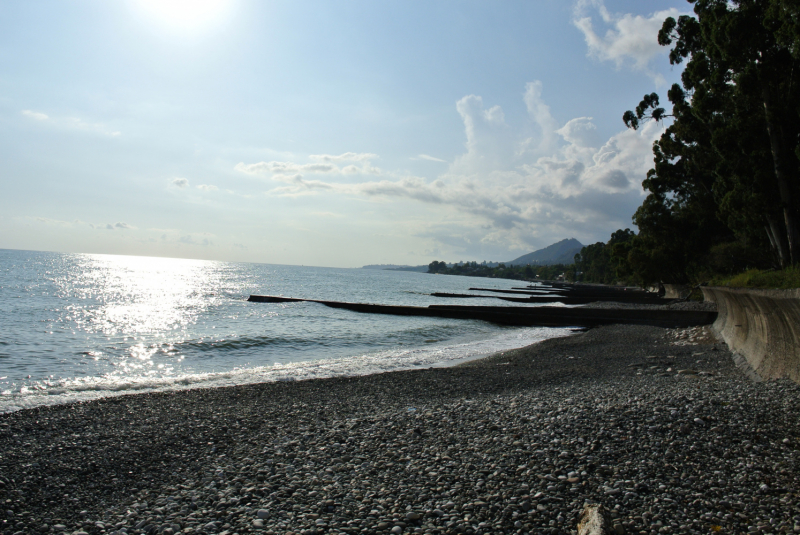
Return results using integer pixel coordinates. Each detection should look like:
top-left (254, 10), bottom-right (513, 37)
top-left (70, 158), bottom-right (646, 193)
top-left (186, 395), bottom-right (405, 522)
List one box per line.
top-left (0, 0), bottom-right (688, 267)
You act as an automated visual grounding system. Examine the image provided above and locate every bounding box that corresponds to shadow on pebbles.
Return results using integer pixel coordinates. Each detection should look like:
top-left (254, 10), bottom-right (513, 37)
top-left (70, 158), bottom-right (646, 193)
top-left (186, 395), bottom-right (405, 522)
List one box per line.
top-left (2, 324), bottom-right (800, 535)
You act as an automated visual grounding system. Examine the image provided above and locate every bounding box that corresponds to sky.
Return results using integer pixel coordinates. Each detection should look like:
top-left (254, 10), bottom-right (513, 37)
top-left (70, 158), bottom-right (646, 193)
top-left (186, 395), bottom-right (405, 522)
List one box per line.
top-left (0, 0), bottom-right (690, 267)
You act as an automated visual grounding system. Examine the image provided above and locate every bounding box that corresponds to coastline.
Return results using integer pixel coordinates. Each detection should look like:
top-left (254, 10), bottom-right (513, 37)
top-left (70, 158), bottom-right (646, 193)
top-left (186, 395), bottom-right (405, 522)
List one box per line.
top-left (2, 323), bottom-right (799, 535)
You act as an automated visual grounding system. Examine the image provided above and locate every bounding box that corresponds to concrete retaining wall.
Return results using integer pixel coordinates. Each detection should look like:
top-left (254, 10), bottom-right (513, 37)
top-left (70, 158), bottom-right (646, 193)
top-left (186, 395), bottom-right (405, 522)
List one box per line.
top-left (663, 284), bottom-right (691, 299)
top-left (701, 286), bottom-right (800, 383)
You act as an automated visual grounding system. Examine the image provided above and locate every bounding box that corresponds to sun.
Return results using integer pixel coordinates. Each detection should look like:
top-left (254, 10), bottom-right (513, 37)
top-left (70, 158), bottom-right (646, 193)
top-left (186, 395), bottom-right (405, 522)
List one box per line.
top-left (134, 0), bottom-right (234, 32)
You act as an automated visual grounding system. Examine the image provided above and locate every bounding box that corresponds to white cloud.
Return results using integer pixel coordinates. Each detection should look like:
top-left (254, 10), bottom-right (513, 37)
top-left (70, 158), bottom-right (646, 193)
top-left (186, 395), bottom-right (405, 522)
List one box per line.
top-left (234, 81), bottom-right (661, 256)
top-left (417, 154), bottom-right (447, 163)
top-left (197, 184), bottom-right (218, 191)
top-left (447, 94), bottom-right (515, 178)
top-left (172, 177), bottom-right (189, 188)
top-left (522, 81), bottom-right (559, 155)
top-left (556, 117), bottom-right (601, 148)
top-left (236, 161), bottom-right (337, 175)
top-left (235, 156), bottom-right (382, 179)
top-left (21, 109), bottom-right (120, 136)
top-left (102, 221), bottom-right (135, 230)
top-left (22, 110), bottom-right (49, 121)
top-left (572, 0), bottom-right (681, 83)
top-left (179, 234), bottom-right (213, 246)
top-left (33, 216), bottom-right (140, 231)
top-left (308, 152), bottom-right (377, 163)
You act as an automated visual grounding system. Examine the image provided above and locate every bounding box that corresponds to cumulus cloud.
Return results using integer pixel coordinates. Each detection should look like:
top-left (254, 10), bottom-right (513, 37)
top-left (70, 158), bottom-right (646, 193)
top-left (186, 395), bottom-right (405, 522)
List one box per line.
top-left (236, 161), bottom-right (335, 175)
top-left (572, 0), bottom-right (681, 83)
top-left (197, 184), bottom-right (218, 191)
top-left (522, 81), bottom-right (560, 155)
top-left (557, 117), bottom-right (601, 148)
top-left (235, 81), bottom-right (662, 256)
top-left (235, 161), bottom-right (380, 176)
top-left (235, 157), bottom-right (381, 177)
top-left (172, 177), bottom-right (189, 188)
top-left (447, 94), bottom-right (515, 178)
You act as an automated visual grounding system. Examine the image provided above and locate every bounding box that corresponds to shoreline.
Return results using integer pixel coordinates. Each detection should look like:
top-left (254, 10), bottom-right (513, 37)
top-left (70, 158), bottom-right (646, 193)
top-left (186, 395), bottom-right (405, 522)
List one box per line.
top-left (0, 324), bottom-right (574, 416)
top-left (2, 323), bottom-right (799, 535)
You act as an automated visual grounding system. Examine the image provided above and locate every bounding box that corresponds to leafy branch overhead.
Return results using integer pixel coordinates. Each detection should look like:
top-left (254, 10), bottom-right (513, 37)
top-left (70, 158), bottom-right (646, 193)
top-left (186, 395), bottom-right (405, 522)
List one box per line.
top-left (613, 0), bottom-right (800, 284)
top-left (622, 93), bottom-right (668, 130)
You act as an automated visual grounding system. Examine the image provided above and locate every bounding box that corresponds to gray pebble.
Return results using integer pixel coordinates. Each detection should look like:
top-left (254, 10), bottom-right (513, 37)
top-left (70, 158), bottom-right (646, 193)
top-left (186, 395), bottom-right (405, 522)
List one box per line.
top-left (2, 324), bottom-right (798, 535)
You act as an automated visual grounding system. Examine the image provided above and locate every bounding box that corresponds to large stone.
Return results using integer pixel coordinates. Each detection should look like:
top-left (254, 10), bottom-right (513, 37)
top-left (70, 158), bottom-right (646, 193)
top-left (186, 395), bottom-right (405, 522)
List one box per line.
top-left (577, 504), bottom-right (612, 535)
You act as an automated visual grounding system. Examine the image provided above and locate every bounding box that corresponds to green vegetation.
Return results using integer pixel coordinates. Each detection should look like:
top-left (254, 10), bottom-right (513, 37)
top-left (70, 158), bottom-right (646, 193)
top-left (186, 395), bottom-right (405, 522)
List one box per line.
top-left (573, 229), bottom-right (636, 284)
top-left (430, 1), bottom-right (800, 289)
top-left (710, 266), bottom-right (800, 289)
top-left (427, 260), bottom-right (574, 282)
top-left (593, 0), bottom-right (800, 288)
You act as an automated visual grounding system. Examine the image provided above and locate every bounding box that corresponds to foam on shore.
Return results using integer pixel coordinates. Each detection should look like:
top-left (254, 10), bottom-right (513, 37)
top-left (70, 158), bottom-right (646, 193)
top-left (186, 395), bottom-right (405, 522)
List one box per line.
top-left (0, 325), bottom-right (573, 413)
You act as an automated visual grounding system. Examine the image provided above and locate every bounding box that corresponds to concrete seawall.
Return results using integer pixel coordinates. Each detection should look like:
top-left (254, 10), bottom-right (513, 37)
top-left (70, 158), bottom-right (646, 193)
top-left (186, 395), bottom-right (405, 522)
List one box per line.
top-left (701, 286), bottom-right (800, 383)
top-left (663, 284), bottom-right (691, 299)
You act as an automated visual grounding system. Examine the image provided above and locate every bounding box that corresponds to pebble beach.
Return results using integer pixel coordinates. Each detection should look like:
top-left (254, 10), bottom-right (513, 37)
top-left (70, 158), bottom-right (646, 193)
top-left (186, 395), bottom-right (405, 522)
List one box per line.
top-left (2, 319), bottom-right (800, 535)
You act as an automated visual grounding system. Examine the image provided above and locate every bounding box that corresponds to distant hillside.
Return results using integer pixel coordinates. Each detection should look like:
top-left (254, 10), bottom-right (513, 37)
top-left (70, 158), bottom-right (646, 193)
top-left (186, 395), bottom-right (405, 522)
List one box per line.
top-left (388, 265), bottom-right (428, 273)
top-left (361, 264), bottom-right (428, 272)
top-left (361, 264), bottom-right (407, 270)
top-left (506, 238), bottom-right (584, 266)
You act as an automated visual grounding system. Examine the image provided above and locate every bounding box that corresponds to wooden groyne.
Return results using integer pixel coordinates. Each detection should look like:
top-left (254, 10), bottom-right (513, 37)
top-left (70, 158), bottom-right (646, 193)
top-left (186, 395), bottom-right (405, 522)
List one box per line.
top-left (248, 295), bottom-right (716, 328)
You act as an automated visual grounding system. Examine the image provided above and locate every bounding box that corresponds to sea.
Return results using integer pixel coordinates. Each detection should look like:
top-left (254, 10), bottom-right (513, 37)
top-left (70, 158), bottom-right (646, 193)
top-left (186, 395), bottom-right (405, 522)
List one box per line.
top-left (0, 249), bottom-right (573, 413)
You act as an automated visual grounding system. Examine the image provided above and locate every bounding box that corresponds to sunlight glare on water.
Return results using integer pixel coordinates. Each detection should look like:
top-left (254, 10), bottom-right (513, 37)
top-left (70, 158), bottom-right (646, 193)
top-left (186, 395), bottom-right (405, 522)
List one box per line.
top-left (0, 250), bottom-right (572, 413)
top-left (63, 254), bottom-right (216, 336)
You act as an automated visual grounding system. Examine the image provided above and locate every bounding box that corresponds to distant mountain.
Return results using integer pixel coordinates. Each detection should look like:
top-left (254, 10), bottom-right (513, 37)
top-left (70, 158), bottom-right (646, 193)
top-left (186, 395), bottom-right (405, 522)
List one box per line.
top-left (506, 238), bottom-right (584, 266)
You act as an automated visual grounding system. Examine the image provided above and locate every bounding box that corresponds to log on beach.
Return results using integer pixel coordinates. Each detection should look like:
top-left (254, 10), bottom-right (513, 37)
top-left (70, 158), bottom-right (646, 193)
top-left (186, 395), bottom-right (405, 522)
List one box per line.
top-left (2, 324), bottom-right (799, 535)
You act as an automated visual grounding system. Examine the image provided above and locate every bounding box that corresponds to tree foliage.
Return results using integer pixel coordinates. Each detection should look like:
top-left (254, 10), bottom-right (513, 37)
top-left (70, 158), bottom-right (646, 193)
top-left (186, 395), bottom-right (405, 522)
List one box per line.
top-left (426, 261), bottom-right (575, 282)
top-left (622, 0), bottom-right (800, 282)
top-left (574, 229), bottom-right (637, 284)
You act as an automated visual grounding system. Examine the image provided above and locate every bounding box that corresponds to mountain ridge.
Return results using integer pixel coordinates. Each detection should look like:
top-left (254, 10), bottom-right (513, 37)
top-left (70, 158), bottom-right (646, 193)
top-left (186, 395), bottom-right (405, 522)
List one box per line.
top-left (506, 238), bottom-right (584, 266)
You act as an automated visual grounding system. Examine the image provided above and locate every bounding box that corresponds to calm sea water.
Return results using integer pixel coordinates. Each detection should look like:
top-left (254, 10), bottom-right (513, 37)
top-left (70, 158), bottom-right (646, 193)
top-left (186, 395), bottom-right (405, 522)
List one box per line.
top-left (0, 249), bottom-right (572, 413)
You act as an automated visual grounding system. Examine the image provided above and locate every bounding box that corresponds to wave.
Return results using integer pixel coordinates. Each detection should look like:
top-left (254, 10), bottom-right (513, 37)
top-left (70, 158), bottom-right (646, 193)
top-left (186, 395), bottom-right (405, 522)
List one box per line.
top-left (0, 325), bottom-right (572, 414)
top-left (154, 322), bottom-right (477, 356)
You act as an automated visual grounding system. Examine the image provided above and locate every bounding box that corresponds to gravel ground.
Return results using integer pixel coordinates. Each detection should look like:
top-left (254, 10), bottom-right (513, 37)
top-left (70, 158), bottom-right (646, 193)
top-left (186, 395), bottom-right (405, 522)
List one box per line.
top-left (580, 300), bottom-right (718, 312)
top-left (1, 323), bottom-right (799, 535)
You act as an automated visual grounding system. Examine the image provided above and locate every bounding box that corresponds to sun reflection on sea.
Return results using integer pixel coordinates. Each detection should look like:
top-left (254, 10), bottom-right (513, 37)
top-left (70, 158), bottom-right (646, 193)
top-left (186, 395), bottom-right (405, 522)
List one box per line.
top-left (50, 254), bottom-right (223, 374)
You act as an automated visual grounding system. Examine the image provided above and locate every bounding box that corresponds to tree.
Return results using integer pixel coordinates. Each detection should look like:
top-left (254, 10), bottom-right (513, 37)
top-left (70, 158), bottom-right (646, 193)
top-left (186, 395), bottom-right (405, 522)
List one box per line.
top-left (427, 260), bottom-right (447, 274)
top-left (625, 0), bottom-right (800, 270)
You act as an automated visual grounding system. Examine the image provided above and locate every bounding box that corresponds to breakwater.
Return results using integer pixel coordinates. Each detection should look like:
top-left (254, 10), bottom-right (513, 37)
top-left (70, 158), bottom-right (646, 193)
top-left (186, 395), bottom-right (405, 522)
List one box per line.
top-left (248, 295), bottom-right (716, 328)
top-left (701, 286), bottom-right (800, 383)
